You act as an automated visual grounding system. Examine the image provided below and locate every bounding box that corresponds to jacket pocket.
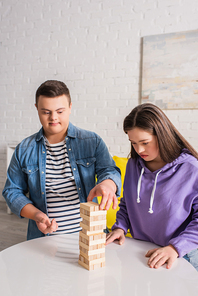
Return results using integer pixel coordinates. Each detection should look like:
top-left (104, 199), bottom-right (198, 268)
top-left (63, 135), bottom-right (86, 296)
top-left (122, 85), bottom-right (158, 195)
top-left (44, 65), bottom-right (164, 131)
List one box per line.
top-left (76, 157), bottom-right (96, 167)
top-left (22, 166), bottom-right (39, 175)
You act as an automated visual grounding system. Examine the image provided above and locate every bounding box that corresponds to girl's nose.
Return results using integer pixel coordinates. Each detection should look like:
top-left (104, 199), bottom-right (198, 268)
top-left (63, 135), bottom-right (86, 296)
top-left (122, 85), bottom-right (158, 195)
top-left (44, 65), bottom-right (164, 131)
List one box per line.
top-left (137, 145), bottom-right (145, 154)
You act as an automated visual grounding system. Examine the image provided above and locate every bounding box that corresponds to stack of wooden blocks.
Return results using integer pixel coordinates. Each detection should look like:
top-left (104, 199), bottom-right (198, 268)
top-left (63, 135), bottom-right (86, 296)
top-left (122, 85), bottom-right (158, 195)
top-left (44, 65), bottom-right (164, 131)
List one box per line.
top-left (78, 201), bottom-right (107, 270)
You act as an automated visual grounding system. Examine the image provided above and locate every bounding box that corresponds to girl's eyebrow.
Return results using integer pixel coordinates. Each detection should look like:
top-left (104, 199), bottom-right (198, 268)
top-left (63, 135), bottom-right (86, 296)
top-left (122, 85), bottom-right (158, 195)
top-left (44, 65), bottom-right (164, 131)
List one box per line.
top-left (129, 139), bottom-right (149, 143)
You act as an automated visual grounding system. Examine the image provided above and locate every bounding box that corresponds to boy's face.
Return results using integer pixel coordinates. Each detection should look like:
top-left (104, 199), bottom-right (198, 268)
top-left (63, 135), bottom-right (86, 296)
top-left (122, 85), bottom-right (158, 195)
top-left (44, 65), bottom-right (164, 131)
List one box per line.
top-left (35, 94), bottom-right (72, 142)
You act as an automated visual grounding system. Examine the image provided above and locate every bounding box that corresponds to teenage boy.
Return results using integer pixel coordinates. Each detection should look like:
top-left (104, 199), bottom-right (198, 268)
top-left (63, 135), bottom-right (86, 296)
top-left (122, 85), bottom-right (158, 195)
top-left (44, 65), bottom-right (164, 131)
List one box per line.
top-left (3, 80), bottom-right (121, 240)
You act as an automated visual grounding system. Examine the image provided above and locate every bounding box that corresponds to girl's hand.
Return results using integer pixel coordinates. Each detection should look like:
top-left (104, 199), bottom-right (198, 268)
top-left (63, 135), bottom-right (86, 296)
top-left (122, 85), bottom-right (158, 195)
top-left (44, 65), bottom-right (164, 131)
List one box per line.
top-left (106, 228), bottom-right (125, 245)
top-left (145, 245), bottom-right (179, 269)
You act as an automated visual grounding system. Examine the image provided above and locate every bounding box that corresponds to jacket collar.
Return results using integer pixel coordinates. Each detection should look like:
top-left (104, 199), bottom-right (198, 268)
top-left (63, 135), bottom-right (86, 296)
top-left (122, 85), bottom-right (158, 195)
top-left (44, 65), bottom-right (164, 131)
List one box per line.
top-left (67, 122), bottom-right (77, 138)
top-left (35, 128), bottom-right (44, 142)
top-left (35, 122), bottom-right (76, 142)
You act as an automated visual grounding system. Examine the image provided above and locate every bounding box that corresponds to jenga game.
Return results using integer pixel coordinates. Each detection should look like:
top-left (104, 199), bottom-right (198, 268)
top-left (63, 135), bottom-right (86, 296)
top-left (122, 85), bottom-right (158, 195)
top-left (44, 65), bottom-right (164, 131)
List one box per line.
top-left (78, 201), bottom-right (107, 270)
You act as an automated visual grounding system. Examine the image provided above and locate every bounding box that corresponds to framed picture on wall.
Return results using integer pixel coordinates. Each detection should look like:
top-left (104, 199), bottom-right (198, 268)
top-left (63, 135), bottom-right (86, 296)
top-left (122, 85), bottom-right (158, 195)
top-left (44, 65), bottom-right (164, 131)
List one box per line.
top-left (141, 29), bottom-right (198, 109)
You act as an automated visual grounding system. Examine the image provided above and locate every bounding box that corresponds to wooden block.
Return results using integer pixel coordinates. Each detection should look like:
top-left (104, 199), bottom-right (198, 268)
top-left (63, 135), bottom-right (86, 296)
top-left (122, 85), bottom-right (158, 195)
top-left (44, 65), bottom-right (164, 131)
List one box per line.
top-left (79, 238), bottom-right (105, 251)
top-left (93, 261), bottom-right (105, 270)
top-left (92, 233), bottom-right (106, 240)
top-left (80, 202), bottom-right (99, 212)
top-left (78, 259), bottom-right (92, 270)
top-left (79, 244), bottom-right (105, 256)
top-left (80, 229), bottom-right (106, 240)
top-left (79, 235), bottom-right (106, 247)
top-left (79, 254), bottom-right (105, 265)
top-left (78, 255), bottom-right (105, 270)
top-left (78, 260), bottom-right (105, 271)
top-left (80, 208), bottom-right (107, 217)
top-left (89, 210), bottom-right (107, 217)
top-left (79, 250), bottom-right (105, 261)
top-left (81, 228), bottom-right (105, 236)
top-left (79, 231), bottom-right (106, 246)
top-left (79, 240), bottom-right (105, 251)
top-left (80, 213), bottom-right (106, 222)
top-left (82, 217), bottom-right (106, 227)
top-left (80, 221), bottom-right (105, 232)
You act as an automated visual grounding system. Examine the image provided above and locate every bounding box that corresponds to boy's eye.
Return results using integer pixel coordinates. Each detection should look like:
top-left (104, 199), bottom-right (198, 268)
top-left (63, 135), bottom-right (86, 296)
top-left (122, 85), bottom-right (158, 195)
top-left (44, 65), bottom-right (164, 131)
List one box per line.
top-left (57, 111), bottom-right (63, 114)
top-left (143, 142), bottom-right (149, 145)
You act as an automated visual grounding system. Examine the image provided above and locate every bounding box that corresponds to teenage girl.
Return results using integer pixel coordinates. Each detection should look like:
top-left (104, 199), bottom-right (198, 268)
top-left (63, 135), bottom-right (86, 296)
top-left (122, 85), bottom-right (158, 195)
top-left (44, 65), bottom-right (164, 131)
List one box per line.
top-left (106, 103), bottom-right (198, 271)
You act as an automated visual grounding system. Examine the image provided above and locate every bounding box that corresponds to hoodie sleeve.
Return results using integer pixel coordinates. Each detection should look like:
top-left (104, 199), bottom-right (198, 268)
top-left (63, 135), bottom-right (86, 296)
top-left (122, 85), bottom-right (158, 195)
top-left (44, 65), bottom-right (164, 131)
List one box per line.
top-left (169, 195), bottom-right (198, 257)
top-left (112, 192), bottom-right (131, 235)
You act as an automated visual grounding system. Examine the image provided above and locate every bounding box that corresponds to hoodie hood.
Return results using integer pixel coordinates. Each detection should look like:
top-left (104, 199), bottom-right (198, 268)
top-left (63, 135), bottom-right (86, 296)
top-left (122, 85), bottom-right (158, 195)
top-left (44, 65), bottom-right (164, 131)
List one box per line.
top-left (136, 149), bottom-right (195, 214)
top-left (138, 148), bottom-right (194, 173)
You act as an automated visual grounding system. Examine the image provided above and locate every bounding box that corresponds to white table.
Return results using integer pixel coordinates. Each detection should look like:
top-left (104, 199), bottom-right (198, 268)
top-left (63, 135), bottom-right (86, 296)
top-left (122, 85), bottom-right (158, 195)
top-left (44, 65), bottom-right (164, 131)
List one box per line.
top-left (0, 233), bottom-right (198, 296)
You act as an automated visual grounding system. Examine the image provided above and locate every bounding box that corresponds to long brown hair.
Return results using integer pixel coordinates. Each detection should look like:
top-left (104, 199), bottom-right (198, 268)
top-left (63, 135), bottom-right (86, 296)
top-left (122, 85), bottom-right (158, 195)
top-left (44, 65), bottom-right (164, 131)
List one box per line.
top-left (123, 103), bottom-right (198, 162)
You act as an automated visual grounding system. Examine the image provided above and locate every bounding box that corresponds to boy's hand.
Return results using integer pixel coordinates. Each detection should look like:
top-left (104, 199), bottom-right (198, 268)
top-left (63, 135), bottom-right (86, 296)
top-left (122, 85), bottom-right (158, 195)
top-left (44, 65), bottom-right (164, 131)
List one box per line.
top-left (34, 212), bottom-right (58, 234)
top-left (145, 245), bottom-right (179, 269)
top-left (20, 204), bottom-right (58, 234)
top-left (106, 228), bottom-right (125, 245)
top-left (87, 179), bottom-right (117, 210)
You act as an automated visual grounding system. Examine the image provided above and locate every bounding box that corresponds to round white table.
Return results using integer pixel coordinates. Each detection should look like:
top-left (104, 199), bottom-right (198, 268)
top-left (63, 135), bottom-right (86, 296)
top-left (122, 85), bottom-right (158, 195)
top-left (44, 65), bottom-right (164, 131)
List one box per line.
top-left (0, 233), bottom-right (198, 296)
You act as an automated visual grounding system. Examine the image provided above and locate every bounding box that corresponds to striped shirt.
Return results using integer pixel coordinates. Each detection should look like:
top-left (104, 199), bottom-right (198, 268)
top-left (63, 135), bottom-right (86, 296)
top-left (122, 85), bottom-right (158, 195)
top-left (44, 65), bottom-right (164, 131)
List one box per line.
top-left (45, 138), bottom-right (82, 235)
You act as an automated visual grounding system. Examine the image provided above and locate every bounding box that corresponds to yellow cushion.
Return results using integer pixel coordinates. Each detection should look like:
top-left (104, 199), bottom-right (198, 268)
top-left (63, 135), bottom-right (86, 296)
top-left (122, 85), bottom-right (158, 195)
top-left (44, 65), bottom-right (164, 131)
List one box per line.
top-left (112, 155), bottom-right (128, 201)
top-left (98, 156), bottom-right (131, 237)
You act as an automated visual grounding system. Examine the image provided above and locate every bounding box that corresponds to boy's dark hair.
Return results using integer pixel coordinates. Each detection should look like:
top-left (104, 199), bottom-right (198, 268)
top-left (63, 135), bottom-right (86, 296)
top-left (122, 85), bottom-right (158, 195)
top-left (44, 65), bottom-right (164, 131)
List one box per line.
top-left (35, 80), bottom-right (71, 106)
top-left (123, 103), bottom-right (198, 162)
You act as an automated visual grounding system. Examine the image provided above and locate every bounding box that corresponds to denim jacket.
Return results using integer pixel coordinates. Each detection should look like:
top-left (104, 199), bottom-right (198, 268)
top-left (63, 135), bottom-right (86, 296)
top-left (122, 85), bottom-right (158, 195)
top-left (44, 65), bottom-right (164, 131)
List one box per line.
top-left (3, 122), bottom-right (121, 240)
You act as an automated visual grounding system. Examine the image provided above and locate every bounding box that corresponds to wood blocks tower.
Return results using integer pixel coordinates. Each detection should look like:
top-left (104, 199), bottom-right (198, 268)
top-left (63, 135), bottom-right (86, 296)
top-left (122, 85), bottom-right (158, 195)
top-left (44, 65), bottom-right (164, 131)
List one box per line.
top-left (78, 201), bottom-right (107, 270)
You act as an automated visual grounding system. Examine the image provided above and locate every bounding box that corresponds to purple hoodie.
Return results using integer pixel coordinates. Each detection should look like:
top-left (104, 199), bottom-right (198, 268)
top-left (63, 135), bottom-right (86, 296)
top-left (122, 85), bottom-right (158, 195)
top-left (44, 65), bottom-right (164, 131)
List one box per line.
top-left (112, 150), bottom-right (198, 257)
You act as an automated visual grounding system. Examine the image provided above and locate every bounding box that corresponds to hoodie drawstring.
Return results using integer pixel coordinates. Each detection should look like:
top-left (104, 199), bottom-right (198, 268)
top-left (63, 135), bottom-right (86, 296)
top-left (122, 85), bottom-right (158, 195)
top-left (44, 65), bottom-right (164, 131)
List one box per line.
top-left (148, 170), bottom-right (162, 214)
top-left (137, 167), bottom-right (144, 203)
top-left (137, 168), bottom-right (162, 214)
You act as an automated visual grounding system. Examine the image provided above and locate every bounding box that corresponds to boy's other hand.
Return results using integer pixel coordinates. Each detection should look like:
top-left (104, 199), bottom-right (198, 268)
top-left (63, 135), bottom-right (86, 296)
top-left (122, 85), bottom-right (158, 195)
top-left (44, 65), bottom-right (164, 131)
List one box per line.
top-left (35, 212), bottom-right (58, 234)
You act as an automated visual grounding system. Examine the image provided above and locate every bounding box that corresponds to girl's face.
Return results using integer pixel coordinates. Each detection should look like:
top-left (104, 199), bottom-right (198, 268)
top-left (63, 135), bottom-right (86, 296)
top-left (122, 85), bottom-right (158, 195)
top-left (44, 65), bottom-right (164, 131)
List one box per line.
top-left (127, 127), bottom-right (161, 163)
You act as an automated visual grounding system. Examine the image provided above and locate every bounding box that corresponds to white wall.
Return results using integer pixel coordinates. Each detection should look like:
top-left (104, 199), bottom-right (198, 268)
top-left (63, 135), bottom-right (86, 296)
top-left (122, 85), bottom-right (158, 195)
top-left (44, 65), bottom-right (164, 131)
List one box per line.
top-left (1, 0), bottom-right (198, 200)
